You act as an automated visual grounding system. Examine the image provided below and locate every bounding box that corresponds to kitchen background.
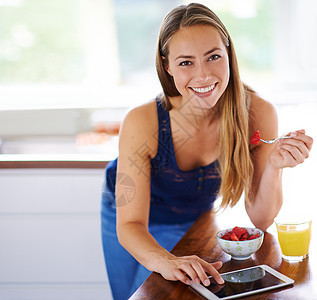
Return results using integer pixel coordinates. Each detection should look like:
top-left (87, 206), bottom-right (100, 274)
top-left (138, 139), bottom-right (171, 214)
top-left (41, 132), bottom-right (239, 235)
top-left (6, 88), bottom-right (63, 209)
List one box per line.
top-left (0, 0), bottom-right (316, 299)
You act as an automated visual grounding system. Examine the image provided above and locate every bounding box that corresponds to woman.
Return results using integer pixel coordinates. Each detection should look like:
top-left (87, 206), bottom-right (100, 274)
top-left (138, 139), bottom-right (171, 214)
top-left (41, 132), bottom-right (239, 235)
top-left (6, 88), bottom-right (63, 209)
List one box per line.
top-left (101, 3), bottom-right (313, 299)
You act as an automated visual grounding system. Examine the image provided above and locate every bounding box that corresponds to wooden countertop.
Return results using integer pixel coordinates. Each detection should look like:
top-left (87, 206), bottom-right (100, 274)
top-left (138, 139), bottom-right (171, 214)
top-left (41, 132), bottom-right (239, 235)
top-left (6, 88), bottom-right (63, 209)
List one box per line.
top-left (0, 154), bottom-right (111, 168)
top-left (130, 210), bottom-right (316, 299)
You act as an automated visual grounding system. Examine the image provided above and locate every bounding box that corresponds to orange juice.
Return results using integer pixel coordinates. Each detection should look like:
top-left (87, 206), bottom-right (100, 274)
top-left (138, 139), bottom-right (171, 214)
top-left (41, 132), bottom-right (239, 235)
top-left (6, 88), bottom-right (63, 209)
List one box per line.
top-left (276, 221), bottom-right (312, 260)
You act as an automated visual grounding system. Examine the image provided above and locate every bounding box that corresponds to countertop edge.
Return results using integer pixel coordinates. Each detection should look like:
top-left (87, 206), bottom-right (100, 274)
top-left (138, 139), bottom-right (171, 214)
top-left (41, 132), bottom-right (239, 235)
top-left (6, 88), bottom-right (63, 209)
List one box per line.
top-left (0, 160), bottom-right (110, 169)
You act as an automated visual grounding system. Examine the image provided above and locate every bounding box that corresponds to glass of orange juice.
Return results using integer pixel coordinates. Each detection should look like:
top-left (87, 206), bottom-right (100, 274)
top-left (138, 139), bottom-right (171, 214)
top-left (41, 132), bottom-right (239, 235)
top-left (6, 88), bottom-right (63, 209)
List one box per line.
top-left (275, 220), bottom-right (312, 261)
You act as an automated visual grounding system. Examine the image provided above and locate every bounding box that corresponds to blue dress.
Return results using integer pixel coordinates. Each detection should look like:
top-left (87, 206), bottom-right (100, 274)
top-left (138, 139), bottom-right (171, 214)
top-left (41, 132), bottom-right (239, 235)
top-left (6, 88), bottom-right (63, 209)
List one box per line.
top-left (101, 95), bottom-right (221, 300)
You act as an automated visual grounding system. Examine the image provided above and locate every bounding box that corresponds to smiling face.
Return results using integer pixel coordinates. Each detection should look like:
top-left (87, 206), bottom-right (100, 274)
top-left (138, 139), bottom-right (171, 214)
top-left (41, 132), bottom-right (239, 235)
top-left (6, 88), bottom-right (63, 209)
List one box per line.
top-left (165, 25), bottom-right (230, 109)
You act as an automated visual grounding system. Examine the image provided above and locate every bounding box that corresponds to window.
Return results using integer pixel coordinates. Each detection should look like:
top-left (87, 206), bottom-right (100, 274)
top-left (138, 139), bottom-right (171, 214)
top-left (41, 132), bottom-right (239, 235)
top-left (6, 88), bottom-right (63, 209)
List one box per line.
top-left (0, 0), bottom-right (316, 111)
top-left (0, 0), bottom-right (85, 83)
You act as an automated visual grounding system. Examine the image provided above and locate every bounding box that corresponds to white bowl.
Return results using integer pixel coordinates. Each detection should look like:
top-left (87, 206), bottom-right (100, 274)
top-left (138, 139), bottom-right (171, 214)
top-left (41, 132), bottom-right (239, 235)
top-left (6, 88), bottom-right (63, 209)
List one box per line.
top-left (216, 227), bottom-right (264, 260)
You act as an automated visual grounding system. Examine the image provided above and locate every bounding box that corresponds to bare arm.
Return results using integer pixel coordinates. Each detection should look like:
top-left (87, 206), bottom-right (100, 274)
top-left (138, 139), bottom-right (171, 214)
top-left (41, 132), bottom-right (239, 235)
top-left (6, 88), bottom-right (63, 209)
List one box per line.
top-left (116, 103), bottom-right (224, 286)
top-left (246, 95), bottom-right (313, 231)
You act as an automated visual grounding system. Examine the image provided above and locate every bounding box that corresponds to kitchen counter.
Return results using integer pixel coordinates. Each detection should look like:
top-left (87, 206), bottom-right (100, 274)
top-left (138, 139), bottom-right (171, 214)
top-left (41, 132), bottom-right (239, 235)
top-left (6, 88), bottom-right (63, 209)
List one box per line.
top-left (0, 154), bottom-right (111, 168)
top-left (131, 210), bottom-right (317, 299)
top-left (0, 135), bottom-right (118, 168)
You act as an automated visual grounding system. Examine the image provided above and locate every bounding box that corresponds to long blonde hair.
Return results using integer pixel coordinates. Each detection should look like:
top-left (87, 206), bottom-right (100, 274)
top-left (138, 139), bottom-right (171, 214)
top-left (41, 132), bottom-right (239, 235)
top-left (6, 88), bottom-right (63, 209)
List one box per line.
top-left (156, 3), bottom-right (253, 209)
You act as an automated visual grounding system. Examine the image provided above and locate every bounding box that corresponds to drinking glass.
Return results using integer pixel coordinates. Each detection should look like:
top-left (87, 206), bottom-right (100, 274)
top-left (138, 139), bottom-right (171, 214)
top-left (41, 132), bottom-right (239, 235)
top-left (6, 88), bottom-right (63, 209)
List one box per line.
top-left (275, 220), bottom-right (312, 261)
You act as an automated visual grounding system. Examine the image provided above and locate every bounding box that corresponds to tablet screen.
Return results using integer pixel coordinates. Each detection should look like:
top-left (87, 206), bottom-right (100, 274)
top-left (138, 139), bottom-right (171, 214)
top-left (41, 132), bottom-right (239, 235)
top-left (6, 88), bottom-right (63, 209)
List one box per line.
top-left (203, 266), bottom-right (288, 298)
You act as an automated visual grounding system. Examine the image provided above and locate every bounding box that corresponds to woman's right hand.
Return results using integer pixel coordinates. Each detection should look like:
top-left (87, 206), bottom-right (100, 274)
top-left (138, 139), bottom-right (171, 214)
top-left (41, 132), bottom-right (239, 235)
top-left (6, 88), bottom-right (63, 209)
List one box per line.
top-left (157, 254), bottom-right (225, 286)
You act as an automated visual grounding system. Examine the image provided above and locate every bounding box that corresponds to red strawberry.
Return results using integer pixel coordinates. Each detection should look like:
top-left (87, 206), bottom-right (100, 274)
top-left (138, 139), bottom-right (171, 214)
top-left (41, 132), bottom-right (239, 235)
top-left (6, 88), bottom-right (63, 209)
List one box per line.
top-left (221, 233), bottom-right (231, 240)
top-left (230, 232), bottom-right (239, 241)
top-left (248, 234), bottom-right (260, 240)
top-left (232, 227), bottom-right (248, 239)
top-left (220, 227), bottom-right (260, 241)
top-left (251, 130), bottom-right (261, 145)
top-left (240, 232), bottom-right (249, 240)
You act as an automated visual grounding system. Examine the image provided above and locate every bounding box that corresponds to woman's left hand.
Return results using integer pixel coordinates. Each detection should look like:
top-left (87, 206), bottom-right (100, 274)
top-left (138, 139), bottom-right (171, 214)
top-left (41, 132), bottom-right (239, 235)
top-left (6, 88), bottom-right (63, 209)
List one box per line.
top-left (269, 129), bottom-right (313, 169)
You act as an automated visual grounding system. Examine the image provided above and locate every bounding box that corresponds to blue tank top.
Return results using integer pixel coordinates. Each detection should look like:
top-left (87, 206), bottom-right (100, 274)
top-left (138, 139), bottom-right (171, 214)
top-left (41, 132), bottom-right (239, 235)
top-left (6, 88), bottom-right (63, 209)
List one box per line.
top-left (104, 95), bottom-right (221, 224)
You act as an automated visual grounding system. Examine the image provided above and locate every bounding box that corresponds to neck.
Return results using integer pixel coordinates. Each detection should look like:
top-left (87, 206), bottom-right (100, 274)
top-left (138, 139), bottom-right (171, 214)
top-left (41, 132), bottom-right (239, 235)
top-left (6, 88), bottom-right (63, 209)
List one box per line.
top-left (171, 95), bottom-right (220, 128)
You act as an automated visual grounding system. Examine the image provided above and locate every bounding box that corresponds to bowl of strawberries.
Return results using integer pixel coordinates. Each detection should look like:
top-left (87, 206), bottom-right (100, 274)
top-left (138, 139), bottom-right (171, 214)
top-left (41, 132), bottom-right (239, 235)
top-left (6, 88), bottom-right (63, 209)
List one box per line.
top-left (217, 226), bottom-right (264, 260)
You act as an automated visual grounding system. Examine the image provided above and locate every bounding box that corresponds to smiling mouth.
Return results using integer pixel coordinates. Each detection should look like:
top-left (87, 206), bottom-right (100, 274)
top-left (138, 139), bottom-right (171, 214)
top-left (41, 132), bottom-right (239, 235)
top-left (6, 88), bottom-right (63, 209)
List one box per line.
top-left (190, 83), bottom-right (217, 94)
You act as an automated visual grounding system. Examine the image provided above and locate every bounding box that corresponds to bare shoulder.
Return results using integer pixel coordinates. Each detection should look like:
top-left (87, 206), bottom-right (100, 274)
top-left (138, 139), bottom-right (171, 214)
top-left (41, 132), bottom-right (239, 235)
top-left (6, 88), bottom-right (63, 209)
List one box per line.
top-left (119, 99), bottom-right (158, 158)
top-left (248, 91), bottom-right (278, 140)
top-left (122, 100), bottom-right (157, 126)
top-left (249, 91), bottom-right (276, 118)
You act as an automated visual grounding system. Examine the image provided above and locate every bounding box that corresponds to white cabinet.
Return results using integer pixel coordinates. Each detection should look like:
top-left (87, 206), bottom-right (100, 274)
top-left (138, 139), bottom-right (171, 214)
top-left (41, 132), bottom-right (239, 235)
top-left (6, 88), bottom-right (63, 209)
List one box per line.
top-left (0, 168), bottom-right (112, 300)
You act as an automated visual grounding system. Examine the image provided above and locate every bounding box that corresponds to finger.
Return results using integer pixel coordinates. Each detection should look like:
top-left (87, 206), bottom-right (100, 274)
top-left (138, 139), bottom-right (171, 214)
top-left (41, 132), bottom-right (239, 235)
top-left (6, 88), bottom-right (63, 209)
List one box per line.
top-left (280, 143), bottom-right (307, 164)
top-left (280, 137), bottom-right (310, 158)
top-left (200, 260), bottom-right (224, 284)
top-left (280, 146), bottom-right (303, 165)
top-left (290, 131), bottom-right (314, 150)
top-left (280, 149), bottom-right (297, 168)
top-left (179, 263), bottom-right (200, 284)
top-left (190, 260), bottom-right (211, 286)
top-left (301, 134), bottom-right (314, 151)
top-left (295, 129), bottom-right (305, 134)
top-left (173, 269), bottom-right (191, 285)
top-left (210, 261), bottom-right (223, 270)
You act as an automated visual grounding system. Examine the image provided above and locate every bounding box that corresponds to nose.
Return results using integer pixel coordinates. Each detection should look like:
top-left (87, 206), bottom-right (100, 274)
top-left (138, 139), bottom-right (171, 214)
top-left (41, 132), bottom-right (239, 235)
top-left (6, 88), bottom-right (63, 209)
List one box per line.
top-left (196, 62), bottom-right (211, 83)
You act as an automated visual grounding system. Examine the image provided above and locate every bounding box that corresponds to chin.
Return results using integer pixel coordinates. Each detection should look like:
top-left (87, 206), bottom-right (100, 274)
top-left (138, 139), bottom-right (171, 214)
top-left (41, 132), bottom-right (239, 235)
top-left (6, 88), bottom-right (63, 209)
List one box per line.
top-left (192, 94), bottom-right (219, 110)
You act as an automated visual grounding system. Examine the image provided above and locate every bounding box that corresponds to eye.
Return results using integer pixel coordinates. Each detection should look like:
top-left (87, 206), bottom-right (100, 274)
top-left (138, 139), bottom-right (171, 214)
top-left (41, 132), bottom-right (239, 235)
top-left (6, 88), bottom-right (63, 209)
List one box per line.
top-left (208, 54), bottom-right (221, 61)
top-left (179, 60), bottom-right (192, 66)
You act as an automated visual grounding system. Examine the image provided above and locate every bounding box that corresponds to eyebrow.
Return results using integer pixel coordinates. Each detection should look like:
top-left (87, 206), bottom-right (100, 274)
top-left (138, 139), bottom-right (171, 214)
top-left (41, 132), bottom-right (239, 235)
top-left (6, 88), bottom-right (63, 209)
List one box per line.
top-left (174, 47), bottom-right (222, 61)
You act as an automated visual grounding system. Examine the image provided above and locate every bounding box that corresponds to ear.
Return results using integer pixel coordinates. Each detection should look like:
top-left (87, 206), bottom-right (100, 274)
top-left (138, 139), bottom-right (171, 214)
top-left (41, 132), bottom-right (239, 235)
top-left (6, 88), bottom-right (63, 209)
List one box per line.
top-left (161, 56), bottom-right (172, 76)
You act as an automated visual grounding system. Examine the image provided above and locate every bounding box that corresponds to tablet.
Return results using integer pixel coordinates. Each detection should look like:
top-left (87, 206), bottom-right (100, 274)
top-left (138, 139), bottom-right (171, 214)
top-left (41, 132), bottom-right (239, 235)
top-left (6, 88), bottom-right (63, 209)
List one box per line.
top-left (190, 265), bottom-right (294, 299)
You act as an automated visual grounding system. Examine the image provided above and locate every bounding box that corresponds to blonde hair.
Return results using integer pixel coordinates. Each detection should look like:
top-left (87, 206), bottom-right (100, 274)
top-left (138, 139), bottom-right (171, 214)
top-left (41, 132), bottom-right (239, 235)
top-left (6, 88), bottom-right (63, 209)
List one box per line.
top-left (156, 3), bottom-right (253, 209)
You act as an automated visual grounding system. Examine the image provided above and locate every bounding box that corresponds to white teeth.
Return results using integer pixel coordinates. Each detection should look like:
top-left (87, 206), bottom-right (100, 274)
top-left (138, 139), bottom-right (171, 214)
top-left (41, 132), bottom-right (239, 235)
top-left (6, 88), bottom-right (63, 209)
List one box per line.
top-left (192, 84), bottom-right (215, 93)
